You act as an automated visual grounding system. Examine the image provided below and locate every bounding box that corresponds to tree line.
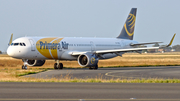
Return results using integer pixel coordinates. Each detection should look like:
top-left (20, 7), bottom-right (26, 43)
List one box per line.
top-left (172, 45), bottom-right (180, 51)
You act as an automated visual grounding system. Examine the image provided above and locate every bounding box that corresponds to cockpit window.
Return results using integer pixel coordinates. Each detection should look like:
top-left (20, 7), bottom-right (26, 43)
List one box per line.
top-left (14, 43), bottom-right (19, 46)
top-left (10, 43), bottom-right (26, 46)
top-left (20, 43), bottom-right (23, 46)
top-left (23, 43), bottom-right (26, 46)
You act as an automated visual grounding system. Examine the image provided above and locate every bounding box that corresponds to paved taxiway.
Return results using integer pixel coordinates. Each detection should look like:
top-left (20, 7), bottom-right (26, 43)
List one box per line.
top-left (26, 66), bottom-right (180, 79)
top-left (0, 82), bottom-right (180, 101)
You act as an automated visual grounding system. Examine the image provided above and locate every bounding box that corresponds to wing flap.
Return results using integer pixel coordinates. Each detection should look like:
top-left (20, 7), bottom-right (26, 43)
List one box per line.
top-left (130, 42), bottom-right (163, 46)
top-left (95, 47), bottom-right (159, 54)
top-left (70, 47), bottom-right (159, 55)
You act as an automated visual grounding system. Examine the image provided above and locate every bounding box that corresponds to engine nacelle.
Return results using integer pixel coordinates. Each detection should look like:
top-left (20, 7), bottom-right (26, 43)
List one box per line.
top-left (78, 53), bottom-right (98, 67)
top-left (27, 60), bottom-right (46, 66)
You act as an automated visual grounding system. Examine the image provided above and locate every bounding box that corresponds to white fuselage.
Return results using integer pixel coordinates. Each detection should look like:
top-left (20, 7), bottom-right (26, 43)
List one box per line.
top-left (7, 37), bottom-right (138, 60)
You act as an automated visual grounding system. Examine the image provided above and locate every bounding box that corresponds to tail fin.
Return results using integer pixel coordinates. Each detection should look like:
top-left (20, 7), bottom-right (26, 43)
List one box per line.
top-left (117, 8), bottom-right (137, 40)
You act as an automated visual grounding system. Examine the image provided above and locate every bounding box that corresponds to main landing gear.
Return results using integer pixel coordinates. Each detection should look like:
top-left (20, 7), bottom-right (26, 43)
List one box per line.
top-left (54, 60), bottom-right (63, 69)
top-left (22, 59), bottom-right (28, 70)
top-left (89, 64), bottom-right (98, 70)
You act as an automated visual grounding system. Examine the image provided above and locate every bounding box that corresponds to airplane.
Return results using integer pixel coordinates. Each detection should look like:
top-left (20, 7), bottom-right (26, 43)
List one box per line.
top-left (7, 8), bottom-right (176, 70)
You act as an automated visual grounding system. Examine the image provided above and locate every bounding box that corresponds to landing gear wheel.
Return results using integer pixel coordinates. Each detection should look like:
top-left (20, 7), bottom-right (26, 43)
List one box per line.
top-left (24, 66), bottom-right (27, 70)
top-left (89, 67), bottom-right (93, 70)
top-left (59, 63), bottom-right (63, 69)
top-left (94, 64), bottom-right (98, 70)
top-left (22, 59), bottom-right (28, 70)
top-left (22, 65), bottom-right (24, 69)
top-left (54, 63), bottom-right (58, 69)
top-left (22, 65), bottom-right (27, 70)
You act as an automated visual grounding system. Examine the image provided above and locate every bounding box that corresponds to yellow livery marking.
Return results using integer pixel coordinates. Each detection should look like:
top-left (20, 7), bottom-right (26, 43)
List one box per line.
top-left (124, 24), bottom-right (134, 36)
top-left (124, 13), bottom-right (136, 36)
top-left (128, 18), bottom-right (135, 26)
top-left (130, 22), bottom-right (135, 29)
top-left (8, 33), bottom-right (13, 45)
top-left (128, 16), bottom-right (133, 22)
top-left (36, 37), bottom-right (64, 59)
top-left (51, 38), bottom-right (63, 59)
top-left (168, 33), bottom-right (176, 46)
top-left (36, 38), bottom-right (57, 59)
top-left (91, 57), bottom-right (95, 64)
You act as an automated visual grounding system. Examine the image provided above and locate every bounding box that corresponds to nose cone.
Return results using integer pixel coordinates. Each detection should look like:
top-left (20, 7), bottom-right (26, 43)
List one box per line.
top-left (7, 47), bottom-right (14, 57)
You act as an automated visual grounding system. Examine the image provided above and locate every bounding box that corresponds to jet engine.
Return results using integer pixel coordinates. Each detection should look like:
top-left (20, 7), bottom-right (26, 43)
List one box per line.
top-left (26, 60), bottom-right (46, 66)
top-left (78, 53), bottom-right (98, 67)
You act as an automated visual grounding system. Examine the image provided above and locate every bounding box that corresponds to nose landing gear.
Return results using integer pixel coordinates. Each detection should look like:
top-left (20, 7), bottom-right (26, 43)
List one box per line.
top-left (22, 59), bottom-right (28, 70)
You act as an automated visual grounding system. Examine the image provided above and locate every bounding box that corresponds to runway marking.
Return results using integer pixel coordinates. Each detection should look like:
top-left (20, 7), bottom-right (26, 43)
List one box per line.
top-left (105, 71), bottom-right (125, 78)
top-left (105, 69), bottom-right (164, 79)
top-left (105, 70), bottom-right (142, 78)
top-left (0, 99), bottom-right (180, 101)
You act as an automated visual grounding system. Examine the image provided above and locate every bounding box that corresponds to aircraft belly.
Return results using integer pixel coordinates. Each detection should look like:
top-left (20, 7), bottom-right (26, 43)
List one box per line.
top-left (100, 53), bottom-right (117, 59)
top-left (60, 51), bottom-right (77, 60)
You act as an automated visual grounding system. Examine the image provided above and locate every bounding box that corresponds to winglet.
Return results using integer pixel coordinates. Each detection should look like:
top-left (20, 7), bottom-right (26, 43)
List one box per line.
top-left (166, 33), bottom-right (176, 47)
top-left (8, 33), bottom-right (13, 46)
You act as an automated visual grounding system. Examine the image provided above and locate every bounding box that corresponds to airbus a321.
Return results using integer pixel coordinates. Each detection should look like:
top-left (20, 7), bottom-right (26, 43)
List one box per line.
top-left (7, 8), bottom-right (176, 70)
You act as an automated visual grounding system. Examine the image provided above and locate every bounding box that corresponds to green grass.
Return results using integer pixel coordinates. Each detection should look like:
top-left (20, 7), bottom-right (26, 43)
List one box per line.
top-left (15, 68), bottom-right (48, 77)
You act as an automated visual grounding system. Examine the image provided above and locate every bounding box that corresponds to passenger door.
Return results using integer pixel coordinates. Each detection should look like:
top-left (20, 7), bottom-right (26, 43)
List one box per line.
top-left (29, 39), bottom-right (36, 51)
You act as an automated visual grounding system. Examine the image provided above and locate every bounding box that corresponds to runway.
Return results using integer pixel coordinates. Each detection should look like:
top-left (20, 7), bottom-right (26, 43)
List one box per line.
top-left (26, 66), bottom-right (180, 79)
top-left (0, 82), bottom-right (180, 101)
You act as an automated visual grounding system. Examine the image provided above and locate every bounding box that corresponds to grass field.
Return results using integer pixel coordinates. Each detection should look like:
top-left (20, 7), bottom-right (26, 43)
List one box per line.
top-left (1, 52), bottom-right (180, 83)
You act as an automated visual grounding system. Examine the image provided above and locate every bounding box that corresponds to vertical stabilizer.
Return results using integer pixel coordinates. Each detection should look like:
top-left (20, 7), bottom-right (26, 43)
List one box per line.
top-left (117, 8), bottom-right (137, 40)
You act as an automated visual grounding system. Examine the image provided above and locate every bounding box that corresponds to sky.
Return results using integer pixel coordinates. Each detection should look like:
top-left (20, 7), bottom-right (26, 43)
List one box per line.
top-left (0, 0), bottom-right (180, 52)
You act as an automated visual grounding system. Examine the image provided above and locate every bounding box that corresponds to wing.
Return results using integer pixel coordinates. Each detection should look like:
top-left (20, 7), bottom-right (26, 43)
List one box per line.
top-left (130, 42), bottom-right (163, 46)
top-left (69, 47), bottom-right (159, 55)
top-left (69, 33), bottom-right (176, 56)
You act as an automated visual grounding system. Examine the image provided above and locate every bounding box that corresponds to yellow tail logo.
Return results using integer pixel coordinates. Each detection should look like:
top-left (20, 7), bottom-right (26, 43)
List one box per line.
top-left (124, 13), bottom-right (136, 36)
